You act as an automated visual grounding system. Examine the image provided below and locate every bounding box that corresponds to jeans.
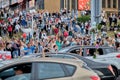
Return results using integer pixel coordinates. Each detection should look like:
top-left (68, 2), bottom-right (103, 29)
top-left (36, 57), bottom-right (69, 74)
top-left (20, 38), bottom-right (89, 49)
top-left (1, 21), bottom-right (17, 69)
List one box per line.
top-left (12, 50), bottom-right (19, 58)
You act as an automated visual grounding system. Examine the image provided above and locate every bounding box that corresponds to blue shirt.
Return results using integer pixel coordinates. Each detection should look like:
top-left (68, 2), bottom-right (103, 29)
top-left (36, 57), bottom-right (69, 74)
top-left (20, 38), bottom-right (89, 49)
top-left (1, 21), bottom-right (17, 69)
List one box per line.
top-left (24, 46), bottom-right (35, 55)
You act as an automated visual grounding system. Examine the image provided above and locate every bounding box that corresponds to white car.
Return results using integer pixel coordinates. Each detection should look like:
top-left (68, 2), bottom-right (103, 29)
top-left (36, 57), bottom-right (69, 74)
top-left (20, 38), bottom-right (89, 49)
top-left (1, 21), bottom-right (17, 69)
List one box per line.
top-left (58, 45), bottom-right (120, 77)
top-left (86, 52), bottom-right (120, 77)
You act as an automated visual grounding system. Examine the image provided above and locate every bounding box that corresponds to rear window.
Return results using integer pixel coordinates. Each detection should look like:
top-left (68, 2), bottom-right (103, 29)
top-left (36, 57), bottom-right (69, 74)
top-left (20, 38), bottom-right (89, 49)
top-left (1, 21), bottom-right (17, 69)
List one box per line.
top-left (64, 64), bottom-right (76, 76)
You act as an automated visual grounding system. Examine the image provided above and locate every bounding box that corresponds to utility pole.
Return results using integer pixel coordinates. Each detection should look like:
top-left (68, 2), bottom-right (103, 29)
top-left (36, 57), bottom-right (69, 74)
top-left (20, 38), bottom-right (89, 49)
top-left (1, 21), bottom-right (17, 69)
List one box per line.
top-left (90, 0), bottom-right (102, 44)
top-left (119, 0), bottom-right (120, 13)
top-left (91, 0), bottom-right (102, 27)
top-left (1, 0), bottom-right (3, 9)
top-left (32, 13), bottom-right (34, 38)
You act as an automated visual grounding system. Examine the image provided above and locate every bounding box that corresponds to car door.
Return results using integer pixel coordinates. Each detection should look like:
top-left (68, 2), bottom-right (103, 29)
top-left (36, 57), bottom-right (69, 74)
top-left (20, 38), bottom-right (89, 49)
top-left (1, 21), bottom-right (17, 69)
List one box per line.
top-left (35, 62), bottom-right (77, 80)
top-left (0, 62), bottom-right (34, 80)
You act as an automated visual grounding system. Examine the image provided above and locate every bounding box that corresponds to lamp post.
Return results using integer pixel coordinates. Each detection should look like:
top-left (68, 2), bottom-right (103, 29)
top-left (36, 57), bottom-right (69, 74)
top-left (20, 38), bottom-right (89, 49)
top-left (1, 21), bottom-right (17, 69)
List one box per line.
top-left (91, 0), bottom-right (102, 26)
top-left (119, 0), bottom-right (120, 13)
top-left (32, 13), bottom-right (34, 38)
top-left (1, 0), bottom-right (3, 9)
top-left (91, 0), bottom-right (102, 44)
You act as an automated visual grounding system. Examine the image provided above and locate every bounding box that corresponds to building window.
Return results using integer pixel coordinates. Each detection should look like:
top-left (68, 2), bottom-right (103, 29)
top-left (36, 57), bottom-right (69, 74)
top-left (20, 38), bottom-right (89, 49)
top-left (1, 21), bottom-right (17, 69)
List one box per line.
top-left (102, 0), bottom-right (106, 8)
top-left (72, 0), bottom-right (75, 10)
top-left (119, 0), bottom-right (120, 12)
top-left (60, 0), bottom-right (64, 9)
top-left (65, 0), bottom-right (67, 8)
top-left (39, 0), bottom-right (44, 9)
top-left (113, 0), bottom-right (116, 8)
top-left (107, 0), bottom-right (111, 8)
top-left (67, 0), bottom-right (70, 10)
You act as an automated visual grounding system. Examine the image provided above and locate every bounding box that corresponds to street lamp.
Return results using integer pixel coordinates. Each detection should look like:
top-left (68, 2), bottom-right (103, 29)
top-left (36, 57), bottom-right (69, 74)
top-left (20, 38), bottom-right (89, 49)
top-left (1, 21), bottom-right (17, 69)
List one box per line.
top-left (1, 0), bottom-right (3, 9)
top-left (91, 0), bottom-right (102, 26)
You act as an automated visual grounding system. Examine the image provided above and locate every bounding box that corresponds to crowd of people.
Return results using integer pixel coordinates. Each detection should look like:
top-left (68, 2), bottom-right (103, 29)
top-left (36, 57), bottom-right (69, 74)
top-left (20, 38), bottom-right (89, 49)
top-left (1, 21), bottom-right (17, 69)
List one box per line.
top-left (0, 9), bottom-right (120, 58)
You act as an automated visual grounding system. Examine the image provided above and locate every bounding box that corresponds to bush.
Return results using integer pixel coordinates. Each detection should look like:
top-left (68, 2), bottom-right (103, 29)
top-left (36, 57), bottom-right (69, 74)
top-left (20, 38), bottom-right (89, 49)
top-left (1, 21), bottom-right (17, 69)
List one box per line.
top-left (77, 15), bottom-right (90, 23)
top-left (97, 24), bottom-right (102, 30)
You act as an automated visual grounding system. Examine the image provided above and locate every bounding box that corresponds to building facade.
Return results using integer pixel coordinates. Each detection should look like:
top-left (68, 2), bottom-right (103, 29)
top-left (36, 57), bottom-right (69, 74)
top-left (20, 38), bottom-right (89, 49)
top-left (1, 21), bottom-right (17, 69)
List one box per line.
top-left (38, 0), bottom-right (119, 14)
top-left (118, 0), bottom-right (120, 13)
top-left (102, 0), bottom-right (118, 15)
top-left (38, 0), bottom-right (78, 12)
top-left (0, 0), bottom-right (119, 14)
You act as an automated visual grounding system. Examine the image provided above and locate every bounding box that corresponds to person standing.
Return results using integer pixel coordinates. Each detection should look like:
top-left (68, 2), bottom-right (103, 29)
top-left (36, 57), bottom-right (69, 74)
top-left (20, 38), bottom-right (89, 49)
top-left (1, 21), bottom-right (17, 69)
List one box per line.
top-left (12, 39), bottom-right (20, 58)
top-left (109, 13), bottom-right (113, 27)
top-left (7, 23), bottom-right (13, 38)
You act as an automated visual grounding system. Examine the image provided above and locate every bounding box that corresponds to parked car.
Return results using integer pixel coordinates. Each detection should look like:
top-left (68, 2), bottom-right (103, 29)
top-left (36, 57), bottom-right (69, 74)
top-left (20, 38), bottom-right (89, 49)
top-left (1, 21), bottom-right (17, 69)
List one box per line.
top-left (23, 53), bottom-right (116, 80)
top-left (0, 58), bottom-right (100, 80)
top-left (58, 45), bottom-right (120, 77)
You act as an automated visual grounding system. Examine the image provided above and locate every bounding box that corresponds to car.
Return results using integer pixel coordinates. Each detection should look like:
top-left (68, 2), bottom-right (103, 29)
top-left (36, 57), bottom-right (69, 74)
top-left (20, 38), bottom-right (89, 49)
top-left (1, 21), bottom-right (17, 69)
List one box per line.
top-left (22, 53), bottom-right (116, 80)
top-left (0, 58), bottom-right (100, 80)
top-left (58, 45), bottom-right (120, 77)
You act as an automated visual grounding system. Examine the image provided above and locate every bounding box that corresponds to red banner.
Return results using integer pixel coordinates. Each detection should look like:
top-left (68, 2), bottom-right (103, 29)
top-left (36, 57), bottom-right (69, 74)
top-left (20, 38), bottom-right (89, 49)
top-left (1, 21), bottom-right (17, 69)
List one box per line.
top-left (78, 0), bottom-right (90, 11)
top-left (0, 51), bottom-right (11, 60)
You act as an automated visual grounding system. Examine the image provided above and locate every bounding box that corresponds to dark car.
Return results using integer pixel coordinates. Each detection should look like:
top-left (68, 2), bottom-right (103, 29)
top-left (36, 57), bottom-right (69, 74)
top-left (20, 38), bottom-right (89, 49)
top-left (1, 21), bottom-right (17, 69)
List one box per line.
top-left (23, 53), bottom-right (116, 80)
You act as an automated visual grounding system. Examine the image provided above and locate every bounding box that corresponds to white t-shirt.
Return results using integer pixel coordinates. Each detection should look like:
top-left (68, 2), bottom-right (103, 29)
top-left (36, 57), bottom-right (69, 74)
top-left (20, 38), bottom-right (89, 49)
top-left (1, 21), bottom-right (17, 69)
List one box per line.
top-left (15, 24), bottom-right (20, 30)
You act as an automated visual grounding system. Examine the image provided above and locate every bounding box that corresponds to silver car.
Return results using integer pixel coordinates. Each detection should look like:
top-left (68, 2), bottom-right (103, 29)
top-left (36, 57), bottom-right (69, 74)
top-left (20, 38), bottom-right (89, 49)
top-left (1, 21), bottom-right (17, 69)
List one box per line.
top-left (0, 58), bottom-right (100, 80)
top-left (58, 45), bottom-right (120, 77)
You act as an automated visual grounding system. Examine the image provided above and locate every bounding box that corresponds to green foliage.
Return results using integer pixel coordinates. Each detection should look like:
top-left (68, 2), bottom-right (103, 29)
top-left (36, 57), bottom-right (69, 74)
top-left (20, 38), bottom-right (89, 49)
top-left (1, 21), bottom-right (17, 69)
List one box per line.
top-left (93, 54), bottom-right (96, 59)
top-left (97, 24), bottom-right (102, 30)
top-left (90, 28), bottom-right (96, 34)
top-left (77, 15), bottom-right (90, 23)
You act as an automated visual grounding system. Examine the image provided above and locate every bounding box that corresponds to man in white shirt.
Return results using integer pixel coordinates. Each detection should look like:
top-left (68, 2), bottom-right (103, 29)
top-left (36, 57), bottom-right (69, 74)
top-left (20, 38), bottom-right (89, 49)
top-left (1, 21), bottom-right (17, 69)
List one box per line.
top-left (15, 23), bottom-right (20, 32)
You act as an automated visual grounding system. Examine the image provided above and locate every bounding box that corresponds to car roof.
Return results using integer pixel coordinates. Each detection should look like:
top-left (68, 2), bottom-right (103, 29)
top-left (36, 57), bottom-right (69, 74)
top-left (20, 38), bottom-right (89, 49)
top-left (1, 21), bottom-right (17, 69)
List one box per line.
top-left (21, 53), bottom-right (109, 68)
top-left (60, 45), bottom-right (112, 50)
top-left (0, 57), bottom-right (83, 70)
top-left (45, 53), bottom-right (109, 68)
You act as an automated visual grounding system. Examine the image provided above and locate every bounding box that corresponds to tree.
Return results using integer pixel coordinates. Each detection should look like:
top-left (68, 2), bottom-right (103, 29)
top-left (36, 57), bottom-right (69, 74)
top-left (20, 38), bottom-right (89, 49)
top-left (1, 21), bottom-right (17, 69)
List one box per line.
top-left (77, 15), bottom-right (90, 23)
